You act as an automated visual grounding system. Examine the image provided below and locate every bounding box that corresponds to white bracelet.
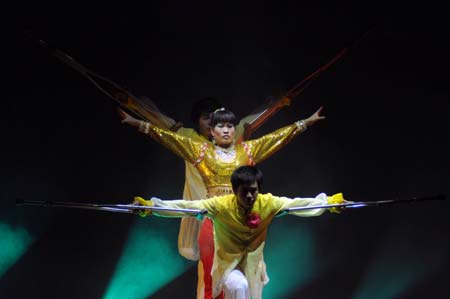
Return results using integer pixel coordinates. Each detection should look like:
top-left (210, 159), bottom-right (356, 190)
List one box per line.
top-left (138, 120), bottom-right (147, 133)
top-left (144, 122), bottom-right (150, 134)
top-left (138, 120), bottom-right (144, 132)
top-left (295, 120), bottom-right (307, 131)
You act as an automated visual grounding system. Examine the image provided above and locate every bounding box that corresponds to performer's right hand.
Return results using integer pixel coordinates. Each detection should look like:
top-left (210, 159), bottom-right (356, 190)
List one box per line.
top-left (118, 108), bottom-right (141, 127)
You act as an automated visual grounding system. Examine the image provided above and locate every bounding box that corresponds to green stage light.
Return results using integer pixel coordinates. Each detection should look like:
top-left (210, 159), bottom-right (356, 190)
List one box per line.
top-left (263, 221), bottom-right (319, 298)
top-left (0, 222), bottom-right (33, 277)
top-left (104, 217), bottom-right (192, 299)
top-left (352, 224), bottom-right (447, 299)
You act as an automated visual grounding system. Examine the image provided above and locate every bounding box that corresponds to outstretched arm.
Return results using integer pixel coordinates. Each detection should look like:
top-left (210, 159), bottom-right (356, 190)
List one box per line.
top-left (302, 106), bottom-right (326, 127)
top-left (133, 196), bottom-right (220, 218)
top-left (245, 106), bottom-right (325, 164)
top-left (119, 108), bottom-right (203, 164)
top-left (273, 193), bottom-right (346, 217)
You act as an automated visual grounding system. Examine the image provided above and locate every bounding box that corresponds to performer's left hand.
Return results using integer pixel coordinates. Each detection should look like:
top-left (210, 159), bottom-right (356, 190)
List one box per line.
top-left (132, 197), bottom-right (152, 217)
top-left (303, 106), bottom-right (326, 127)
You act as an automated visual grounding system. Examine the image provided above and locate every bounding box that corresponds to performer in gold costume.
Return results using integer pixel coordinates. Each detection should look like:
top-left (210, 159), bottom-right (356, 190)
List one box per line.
top-left (132, 166), bottom-right (346, 299)
top-left (119, 106), bottom-right (324, 299)
top-left (127, 98), bottom-right (264, 264)
top-left (136, 98), bottom-right (268, 263)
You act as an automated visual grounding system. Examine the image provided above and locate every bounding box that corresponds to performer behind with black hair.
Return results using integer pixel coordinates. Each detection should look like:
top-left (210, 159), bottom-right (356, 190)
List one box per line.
top-left (133, 165), bottom-right (347, 299)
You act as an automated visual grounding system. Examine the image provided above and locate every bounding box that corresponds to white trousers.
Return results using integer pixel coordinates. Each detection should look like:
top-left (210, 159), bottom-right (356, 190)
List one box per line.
top-left (223, 270), bottom-right (250, 299)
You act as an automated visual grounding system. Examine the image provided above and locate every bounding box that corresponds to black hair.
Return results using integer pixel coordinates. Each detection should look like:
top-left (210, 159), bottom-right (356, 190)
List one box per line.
top-left (190, 97), bottom-right (222, 125)
top-left (210, 109), bottom-right (238, 127)
top-left (231, 166), bottom-right (264, 193)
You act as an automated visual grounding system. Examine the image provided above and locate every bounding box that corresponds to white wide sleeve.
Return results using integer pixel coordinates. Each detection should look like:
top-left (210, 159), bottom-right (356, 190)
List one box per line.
top-left (278, 193), bottom-right (330, 217)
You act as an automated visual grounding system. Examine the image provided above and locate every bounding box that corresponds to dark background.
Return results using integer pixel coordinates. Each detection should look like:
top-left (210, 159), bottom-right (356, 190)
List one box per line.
top-left (2, 2), bottom-right (450, 298)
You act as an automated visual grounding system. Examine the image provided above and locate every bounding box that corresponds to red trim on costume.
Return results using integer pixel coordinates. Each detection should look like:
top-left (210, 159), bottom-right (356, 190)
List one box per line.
top-left (242, 142), bottom-right (255, 166)
top-left (194, 142), bottom-right (209, 166)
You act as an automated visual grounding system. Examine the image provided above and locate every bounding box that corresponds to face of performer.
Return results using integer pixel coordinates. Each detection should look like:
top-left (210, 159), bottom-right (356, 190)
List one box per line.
top-left (210, 122), bottom-right (236, 148)
top-left (198, 112), bottom-right (213, 139)
top-left (236, 181), bottom-right (259, 211)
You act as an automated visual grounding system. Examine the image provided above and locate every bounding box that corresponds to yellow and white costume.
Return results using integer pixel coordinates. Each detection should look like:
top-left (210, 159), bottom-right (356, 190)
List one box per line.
top-left (136, 193), bottom-right (344, 299)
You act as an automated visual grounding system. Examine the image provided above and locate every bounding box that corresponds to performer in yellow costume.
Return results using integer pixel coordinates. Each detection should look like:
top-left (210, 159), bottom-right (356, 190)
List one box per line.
top-left (120, 106), bottom-right (324, 299)
top-left (133, 166), bottom-right (346, 299)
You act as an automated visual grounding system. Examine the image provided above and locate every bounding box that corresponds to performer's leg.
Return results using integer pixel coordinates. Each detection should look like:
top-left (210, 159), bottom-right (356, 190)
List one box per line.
top-left (197, 261), bottom-right (205, 299)
top-left (198, 218), bottom-right (215, 299)
top-left (223, 270), bottom-right (250, 299)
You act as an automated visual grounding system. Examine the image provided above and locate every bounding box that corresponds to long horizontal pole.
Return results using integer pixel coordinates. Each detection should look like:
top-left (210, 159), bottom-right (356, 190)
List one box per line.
top-left (17, 194), bottom-right (445, 218)
top-left (16, 199), bottom-right (207, 217)
top-left (278, 194), bottom-right (446, 216)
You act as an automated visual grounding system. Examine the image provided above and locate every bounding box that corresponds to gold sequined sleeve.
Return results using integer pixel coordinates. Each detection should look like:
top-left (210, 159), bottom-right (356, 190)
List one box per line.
top-left (244, 122), bottom-right (305, 164)
top-left (141, 123), bottom-right (204, 164)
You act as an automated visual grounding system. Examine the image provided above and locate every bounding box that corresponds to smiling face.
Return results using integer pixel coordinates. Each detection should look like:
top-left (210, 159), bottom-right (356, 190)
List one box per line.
top-left (236, 181), bottom-right (259, 211)
top-left (210, 122), bottom-right (236, 147)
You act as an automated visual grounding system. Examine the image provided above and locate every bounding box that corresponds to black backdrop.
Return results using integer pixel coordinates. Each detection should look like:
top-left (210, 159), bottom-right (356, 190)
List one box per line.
top-left (3, 2), bottom-right (450, 298)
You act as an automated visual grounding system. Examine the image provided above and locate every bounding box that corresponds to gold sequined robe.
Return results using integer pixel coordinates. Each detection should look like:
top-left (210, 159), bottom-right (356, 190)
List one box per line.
top-left (142, 122), bottom-right (306, 191)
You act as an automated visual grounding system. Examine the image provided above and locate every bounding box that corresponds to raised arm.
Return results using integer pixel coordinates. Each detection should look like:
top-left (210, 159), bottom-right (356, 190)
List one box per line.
top-left (119, 108), bottom-right (203, 164)
top-left (245, 107), bottom-right (325, 164)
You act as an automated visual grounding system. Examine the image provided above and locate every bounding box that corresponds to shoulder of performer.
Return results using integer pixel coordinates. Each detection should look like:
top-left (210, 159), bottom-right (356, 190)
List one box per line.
top-left (204, 193), bottom-right (235, 209)
top-left (257, 193), bottom-right (274, 200)
top-left (256, 193), bottom-right (285, 210)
